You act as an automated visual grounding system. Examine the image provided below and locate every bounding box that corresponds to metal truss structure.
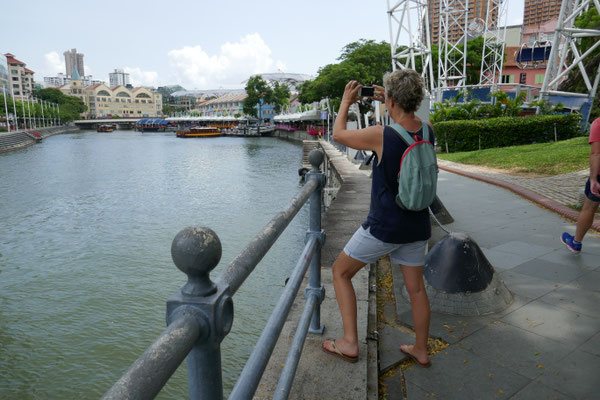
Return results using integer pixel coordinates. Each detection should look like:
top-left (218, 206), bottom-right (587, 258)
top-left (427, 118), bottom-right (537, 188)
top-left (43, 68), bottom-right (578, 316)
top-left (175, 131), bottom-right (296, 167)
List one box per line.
top-left (479, 0), bottom-right (509, 88)
top-left (387, 0), bottom-right (435, 93)
top-left (437, 0), bottom-right (469, 92)
top-left (541, 0), bottom-right (600, 124)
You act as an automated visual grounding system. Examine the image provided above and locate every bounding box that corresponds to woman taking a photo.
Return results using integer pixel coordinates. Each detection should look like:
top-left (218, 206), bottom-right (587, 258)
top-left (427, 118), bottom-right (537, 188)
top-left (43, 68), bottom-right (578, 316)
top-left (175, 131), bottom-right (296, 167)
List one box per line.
top-left (322, 69), bottom-right (434, 367)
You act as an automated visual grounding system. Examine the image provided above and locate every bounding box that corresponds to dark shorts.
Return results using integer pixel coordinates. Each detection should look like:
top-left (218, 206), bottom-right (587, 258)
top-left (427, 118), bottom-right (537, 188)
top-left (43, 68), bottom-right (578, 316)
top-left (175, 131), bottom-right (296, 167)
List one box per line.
top-left (585, 175), bottom-right (600, 202)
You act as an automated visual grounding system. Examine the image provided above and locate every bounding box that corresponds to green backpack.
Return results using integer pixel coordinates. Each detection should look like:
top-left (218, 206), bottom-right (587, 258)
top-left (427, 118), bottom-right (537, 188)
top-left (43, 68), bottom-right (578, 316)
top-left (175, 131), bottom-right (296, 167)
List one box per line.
top-left (389, 122), bottom-right (438, 211)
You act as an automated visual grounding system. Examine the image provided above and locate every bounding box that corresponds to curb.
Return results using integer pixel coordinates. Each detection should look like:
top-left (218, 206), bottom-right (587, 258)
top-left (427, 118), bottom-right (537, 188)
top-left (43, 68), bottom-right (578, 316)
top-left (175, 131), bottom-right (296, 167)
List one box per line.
top-left (439, 164), bottom-right (600, 232)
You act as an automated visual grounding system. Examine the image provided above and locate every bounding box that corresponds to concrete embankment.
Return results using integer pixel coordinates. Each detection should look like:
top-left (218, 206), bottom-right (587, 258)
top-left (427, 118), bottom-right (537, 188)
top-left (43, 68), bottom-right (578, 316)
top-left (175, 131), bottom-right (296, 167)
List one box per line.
top-left (271, 129), bottom-right (323, 143)
top-left (0, 126), bottom-right (80, 154)
top-left (255, 140), bottom-right (377, 400)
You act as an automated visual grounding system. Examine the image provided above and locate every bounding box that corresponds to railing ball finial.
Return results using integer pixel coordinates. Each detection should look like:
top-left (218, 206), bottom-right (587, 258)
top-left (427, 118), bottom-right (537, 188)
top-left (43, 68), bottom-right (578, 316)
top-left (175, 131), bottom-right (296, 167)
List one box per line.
top-left (308, 149), bottom-right (324, 170)
top-left (171, 226), bottom-right (222, 296)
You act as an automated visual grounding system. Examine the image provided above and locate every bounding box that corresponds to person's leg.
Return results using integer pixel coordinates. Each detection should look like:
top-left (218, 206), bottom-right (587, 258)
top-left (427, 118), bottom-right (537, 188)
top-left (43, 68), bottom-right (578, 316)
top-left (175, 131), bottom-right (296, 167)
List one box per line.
top-left (575, 197), bottom-right (600, 242)
top-left (399, 265), bottom-right (430, 364)
top-left (323, 251), bottom-right (366, 357)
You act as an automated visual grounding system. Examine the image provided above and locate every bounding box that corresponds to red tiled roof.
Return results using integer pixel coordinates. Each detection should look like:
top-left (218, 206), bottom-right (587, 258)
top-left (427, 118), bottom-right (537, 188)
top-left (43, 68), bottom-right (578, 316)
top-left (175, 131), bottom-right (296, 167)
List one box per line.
top-left (110, 85), bottom-right (122, 90)
top-left (5, 55), bottom-right (26, 66)
top-left (85, 84), bottom-right (102, 90)
top-left (24, 67), bottom-right (34, 73)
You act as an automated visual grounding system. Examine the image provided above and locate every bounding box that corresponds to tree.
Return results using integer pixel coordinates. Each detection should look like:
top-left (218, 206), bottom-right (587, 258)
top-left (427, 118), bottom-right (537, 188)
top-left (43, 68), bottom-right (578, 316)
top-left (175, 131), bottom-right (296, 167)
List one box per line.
top-left (298, 39), bottom-right (391, 107)
top-left (243, 75), bottom-right (274, 119)
top-left (272, 82), bottom-right (291, 114)
top-left (34, 88), bottom-right (87, 122)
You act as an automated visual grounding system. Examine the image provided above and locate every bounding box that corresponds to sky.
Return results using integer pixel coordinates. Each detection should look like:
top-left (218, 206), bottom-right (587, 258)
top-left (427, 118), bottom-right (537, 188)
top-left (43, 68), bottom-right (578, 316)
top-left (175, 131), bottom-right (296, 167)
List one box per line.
top-left (2, 0), bottom-right (525, 90)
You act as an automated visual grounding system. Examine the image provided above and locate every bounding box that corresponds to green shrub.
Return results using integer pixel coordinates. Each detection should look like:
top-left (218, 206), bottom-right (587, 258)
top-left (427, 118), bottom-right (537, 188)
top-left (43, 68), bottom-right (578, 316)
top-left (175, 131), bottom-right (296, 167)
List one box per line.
top-left (434, 114), bottom-right (583, 153)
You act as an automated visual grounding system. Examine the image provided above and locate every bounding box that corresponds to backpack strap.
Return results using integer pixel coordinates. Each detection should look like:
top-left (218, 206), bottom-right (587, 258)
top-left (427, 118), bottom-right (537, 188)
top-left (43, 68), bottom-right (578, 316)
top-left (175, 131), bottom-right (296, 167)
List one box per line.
top-left (389, 121), bottom-right (430, 144)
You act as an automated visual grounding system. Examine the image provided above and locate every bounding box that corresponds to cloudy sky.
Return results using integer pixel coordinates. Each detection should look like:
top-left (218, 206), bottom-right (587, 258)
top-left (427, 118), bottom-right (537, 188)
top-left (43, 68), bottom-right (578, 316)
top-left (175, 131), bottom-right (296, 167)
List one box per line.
top-left (2, 0), bottom-right (524, 90)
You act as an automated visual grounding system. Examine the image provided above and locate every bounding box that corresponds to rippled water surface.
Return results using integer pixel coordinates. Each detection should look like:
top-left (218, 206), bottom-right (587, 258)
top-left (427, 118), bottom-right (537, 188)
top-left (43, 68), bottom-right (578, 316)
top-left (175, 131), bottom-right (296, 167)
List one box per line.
top-left (0, 130), bottom-right (307, 399)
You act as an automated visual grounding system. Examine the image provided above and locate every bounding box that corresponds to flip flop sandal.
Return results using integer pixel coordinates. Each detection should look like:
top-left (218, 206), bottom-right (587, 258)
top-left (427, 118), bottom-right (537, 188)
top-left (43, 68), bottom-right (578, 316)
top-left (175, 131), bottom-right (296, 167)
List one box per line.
top-left (400, 345), bottom-right (431, 368)
top-left (321, 339), bottom-right (359, 363)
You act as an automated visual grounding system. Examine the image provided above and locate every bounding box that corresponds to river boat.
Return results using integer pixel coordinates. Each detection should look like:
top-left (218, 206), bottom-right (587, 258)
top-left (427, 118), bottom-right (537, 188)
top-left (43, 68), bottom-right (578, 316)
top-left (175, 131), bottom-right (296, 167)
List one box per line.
top-left (176, 126), bottom-right (221, 138)
top-left (97, 124), bottom-right (115, 132)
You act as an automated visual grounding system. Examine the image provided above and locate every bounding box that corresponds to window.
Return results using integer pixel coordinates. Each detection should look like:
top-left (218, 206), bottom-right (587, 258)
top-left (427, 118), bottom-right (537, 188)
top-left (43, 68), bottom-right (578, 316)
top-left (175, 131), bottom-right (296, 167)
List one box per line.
top-left (12, 77), bottom-right (18, 81)
top-left (501, 74), bottom-right (514, 84)
top-left (534, 74), bottom-right (545, 84)
top-left (13, 84), bottom-right (19, 88)
top-left (519, 72), bottom-right (527, 84)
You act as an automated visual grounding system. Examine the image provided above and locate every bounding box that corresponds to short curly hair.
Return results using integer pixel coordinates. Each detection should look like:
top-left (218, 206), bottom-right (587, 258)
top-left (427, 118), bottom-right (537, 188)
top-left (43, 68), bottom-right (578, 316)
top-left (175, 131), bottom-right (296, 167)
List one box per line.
top-left (383, 69), bottom-right (425, 112)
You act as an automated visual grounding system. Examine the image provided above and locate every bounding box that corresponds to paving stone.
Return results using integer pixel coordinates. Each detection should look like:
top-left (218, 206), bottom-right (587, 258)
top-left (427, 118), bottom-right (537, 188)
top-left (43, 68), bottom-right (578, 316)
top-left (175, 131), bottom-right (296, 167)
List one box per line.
top-left (501, 299), bottom-right (600, 348)
top-left (377, 325), bottom-right (415, 374)
top-left (509, 380), bottom-right (575, 400)
top-left (405, 381), bottom-right (436, 399)
top-left (538, 248), bottom-right (600, 270)
top-left (539, 284), bottom-right (600, 318)
top-left (403, 345), bottom-right (529, 400)
top-left (481, 248), bottom-right (536, 270)
top-left (458, 321), bottom-right (572, 379)
top-left (498, 270), bottom-right (562, 299)
top-left (491, 241), bottom-right (556, 259)
top-left (571, 270), bottom-right (600, 292)
top-left (579, 331), bottom-right (600, 357)
top-left (537, 349), bottom-right (600, 400)
top-left (512, 258), bottom-right (589, 284)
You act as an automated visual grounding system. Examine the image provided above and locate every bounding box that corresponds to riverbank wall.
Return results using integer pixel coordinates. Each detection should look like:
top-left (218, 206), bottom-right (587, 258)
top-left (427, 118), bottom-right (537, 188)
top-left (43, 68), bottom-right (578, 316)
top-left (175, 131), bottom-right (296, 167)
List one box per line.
top-left (0, 126), bottom-right (80, 154)
top-left (255, 140), bottom-right (376, 399)
top-left (272, 129), bottom-right (323, 143)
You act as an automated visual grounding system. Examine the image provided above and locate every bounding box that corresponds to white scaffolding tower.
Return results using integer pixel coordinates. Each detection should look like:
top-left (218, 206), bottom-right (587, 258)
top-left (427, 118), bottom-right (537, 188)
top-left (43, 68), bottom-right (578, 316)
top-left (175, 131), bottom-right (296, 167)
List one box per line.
top-left (479, 0), bottom-right (509, 88)
top-left (541, 0), bottom-right (600, 124)
top-left (437, 0), bottom-right (469, 93)
top-left (387, 0), bottom-right (435, 94)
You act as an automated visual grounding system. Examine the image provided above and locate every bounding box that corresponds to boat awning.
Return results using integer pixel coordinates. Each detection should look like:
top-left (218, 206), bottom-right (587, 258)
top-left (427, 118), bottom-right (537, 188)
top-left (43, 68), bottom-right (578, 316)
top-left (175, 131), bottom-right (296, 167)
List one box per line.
top-left (136, 118), bottom-right (169, 125)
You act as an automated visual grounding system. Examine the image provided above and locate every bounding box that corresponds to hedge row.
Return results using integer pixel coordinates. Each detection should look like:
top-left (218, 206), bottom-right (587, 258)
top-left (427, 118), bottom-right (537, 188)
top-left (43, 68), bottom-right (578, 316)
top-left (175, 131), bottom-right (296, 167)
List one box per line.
top-left (433, 114), bottom-right (583, 153)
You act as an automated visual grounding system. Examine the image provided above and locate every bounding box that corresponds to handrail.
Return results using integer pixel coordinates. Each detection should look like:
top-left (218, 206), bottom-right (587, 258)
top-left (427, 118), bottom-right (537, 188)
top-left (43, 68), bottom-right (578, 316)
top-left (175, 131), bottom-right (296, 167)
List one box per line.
top-left (102, 148), bottom-right (327, 400)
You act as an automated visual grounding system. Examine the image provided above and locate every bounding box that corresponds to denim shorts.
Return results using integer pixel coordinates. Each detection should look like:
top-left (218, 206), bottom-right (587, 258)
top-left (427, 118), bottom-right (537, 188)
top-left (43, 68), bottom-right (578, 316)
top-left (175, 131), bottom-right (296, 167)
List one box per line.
top-left (585, 176), bottom-right (600, 202)
top-left (343, 226), bottom-right (427, 267)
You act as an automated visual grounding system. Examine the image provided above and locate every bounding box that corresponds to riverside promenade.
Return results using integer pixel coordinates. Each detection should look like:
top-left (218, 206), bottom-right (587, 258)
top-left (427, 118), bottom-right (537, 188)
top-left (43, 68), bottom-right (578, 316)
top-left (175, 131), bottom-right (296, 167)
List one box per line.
top-left (259, 141), bottom-right (600, 399)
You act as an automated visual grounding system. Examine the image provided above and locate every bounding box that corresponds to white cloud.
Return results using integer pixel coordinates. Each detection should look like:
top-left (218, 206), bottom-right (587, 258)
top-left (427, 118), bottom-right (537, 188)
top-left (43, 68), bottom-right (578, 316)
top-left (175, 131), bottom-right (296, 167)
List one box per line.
top-left (168, 33), bottom-right (283, 89)
top-left (123, 67), bottom-right (159, 87)
top-left (43, 51), bottom-right (65, 76)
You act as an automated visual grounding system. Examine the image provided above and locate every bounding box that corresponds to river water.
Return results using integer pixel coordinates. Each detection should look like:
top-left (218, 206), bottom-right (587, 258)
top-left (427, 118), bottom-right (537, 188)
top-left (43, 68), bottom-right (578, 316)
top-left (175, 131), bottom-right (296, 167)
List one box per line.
top-left (0, 130), bottom-right (308, 399)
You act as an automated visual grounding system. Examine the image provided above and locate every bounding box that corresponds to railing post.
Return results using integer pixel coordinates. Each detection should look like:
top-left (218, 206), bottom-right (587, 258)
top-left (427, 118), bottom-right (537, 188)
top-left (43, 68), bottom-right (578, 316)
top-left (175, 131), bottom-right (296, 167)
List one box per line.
top-left (167, 227), bottom-right (234, 400)
top-left (304, 149), bottom-right (326, 334)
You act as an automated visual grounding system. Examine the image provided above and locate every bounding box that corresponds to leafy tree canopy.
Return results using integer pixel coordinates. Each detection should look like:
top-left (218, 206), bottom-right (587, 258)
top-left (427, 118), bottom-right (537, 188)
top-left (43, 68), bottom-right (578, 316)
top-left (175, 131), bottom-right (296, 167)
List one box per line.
top-left (298, 39), bottom-right (391, 106)
top-left (242, 77), bottom-right (292, 116)
top-left (34, 88), bottom-right (87, 122)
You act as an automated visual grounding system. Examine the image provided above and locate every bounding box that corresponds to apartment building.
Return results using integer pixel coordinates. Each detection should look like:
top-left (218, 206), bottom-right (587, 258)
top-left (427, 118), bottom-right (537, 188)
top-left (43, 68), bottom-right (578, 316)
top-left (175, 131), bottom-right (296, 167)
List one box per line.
top-left (523, 0), bottom-right (562, 28)
top-left (64, 48), bottom-right (85, 78)
top-left (4, 53), bottom-right (35, 100)
top-left (428, 0), bottom-right (498, 44)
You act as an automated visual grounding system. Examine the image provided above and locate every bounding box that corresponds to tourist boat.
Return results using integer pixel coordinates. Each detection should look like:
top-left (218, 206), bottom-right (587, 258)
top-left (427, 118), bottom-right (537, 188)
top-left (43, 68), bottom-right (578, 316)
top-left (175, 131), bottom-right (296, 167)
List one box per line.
top-left (176, 126), bottom-right (221, 138)
top-left (97, 124), bottom-right (115, 132)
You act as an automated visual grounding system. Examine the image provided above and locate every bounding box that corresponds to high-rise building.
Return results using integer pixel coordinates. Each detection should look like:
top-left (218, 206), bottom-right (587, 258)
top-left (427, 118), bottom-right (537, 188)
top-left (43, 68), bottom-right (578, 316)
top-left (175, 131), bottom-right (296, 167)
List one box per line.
top-left (109, 69), bottom-right (130, 87)
top-left (4, 53), bottom-right (35, 100)
top-left (428, 0), bottom-right (498, 45)
top-left (64, 48), bottom-right (85, 78)
top-left (523, 0), bottom-right (562, 28)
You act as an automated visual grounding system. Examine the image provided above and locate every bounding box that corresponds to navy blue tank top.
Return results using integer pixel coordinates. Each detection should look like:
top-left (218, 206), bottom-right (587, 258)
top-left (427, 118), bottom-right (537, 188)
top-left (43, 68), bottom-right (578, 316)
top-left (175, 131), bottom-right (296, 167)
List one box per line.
top-left (361, 124), bottom-right (435, 244)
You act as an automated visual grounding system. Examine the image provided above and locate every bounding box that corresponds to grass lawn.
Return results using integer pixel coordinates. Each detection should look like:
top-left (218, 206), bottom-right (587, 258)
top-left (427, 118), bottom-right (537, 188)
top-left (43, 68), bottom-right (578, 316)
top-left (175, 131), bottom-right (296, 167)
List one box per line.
top-left (437, 136), bottom-right (591, 176)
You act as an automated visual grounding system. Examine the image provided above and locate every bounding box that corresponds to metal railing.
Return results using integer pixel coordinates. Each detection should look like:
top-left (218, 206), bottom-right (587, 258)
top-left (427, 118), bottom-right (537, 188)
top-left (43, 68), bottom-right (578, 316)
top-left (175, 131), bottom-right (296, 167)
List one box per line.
top-left (102, 148), bottom-right (327, 400)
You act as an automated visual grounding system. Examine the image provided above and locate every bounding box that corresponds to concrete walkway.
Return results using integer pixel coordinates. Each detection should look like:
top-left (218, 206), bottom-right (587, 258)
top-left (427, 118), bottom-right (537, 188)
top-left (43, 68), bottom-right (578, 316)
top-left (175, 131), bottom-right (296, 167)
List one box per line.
top-left (381, 169), bottom-right (600, 399)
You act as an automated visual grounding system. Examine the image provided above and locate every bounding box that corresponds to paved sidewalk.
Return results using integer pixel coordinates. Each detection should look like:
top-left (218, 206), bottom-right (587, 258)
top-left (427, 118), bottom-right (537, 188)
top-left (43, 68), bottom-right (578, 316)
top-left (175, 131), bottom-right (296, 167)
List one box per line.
top-left (437, 160), bottom-right (600, 232)
top-left (380, 169), bottom-right (600, 399)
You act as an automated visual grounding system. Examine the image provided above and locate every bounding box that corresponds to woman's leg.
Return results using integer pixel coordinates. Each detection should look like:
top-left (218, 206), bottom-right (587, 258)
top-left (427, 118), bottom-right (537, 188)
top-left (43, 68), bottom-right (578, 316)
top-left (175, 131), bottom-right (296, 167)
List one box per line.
top-left (399, 265), bottom-right (430, 364)
top-left (575, 197), bottom-right (600, 242)
top-left (323, 251), bottom-right (367, 357)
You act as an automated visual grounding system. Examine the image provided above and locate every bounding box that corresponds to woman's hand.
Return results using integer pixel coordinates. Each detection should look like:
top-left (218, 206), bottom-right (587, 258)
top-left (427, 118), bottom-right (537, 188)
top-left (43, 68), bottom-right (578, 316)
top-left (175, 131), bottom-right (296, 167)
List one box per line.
top-left (373, 85), bottom-right (385, 102)
top-left (341, 81), bottom-right (362, 106)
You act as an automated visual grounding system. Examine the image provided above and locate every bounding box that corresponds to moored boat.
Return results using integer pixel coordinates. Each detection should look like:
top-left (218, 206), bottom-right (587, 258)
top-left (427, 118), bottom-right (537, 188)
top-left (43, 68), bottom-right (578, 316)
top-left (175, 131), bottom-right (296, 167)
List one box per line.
top-left (176, 126), bottom-right (221, 138)
top-left (97, 124), bottom-right (115, 132)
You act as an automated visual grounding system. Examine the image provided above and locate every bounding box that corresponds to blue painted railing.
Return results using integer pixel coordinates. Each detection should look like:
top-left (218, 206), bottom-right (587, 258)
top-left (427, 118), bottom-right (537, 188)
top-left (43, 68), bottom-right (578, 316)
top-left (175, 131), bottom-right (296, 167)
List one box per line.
top-left (102, 149), bottom-right (327, 400)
